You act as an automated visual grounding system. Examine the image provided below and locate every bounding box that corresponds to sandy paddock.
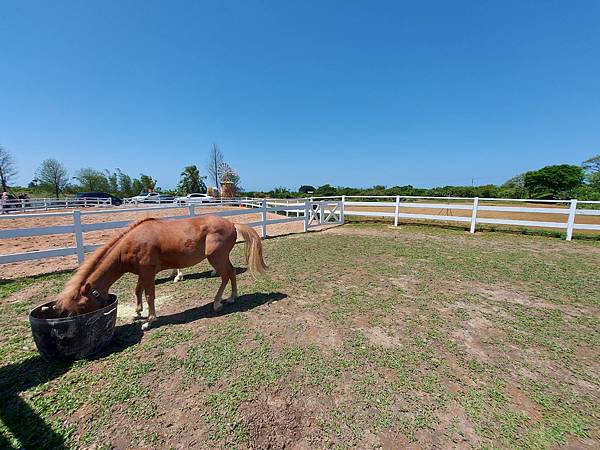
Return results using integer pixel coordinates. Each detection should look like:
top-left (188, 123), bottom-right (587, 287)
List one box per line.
top-left (0, 205), bottom-right (321, 279)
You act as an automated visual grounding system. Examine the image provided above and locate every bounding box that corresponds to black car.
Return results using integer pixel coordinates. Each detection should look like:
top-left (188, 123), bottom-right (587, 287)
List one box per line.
top-left (75, 192), bottom-right (123, 206)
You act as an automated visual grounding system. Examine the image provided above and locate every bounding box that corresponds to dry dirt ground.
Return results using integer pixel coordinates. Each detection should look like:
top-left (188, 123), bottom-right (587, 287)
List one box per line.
top-left (1, 223), bottom-right (599, 449)
top-left (0, 205), bottom-right (314, 279)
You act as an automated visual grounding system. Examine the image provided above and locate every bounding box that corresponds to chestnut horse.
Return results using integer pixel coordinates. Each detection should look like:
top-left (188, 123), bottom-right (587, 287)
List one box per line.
top-left (56, 215), bottom-right (267, 330)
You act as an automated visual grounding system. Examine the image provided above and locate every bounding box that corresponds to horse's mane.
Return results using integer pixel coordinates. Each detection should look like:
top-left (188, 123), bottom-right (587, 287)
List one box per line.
top-left (57, 217), bottom-right (156, 308)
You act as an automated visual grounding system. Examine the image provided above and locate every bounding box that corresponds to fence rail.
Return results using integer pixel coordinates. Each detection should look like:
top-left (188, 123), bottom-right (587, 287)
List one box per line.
top-left (1, 195), bottom-right (599, 267)
top-left (0, 199), bottom-right (343, 265)
top-left (1, 196), bottom-right (113, 213)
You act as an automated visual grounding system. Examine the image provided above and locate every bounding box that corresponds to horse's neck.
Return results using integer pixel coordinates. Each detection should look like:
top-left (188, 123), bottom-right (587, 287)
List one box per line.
top-left (86, 255), bottom-right (125, 293)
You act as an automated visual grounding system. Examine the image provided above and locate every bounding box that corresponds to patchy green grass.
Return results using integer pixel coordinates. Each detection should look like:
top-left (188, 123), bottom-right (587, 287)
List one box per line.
top-left (1, 223), bottom-right (599, 449)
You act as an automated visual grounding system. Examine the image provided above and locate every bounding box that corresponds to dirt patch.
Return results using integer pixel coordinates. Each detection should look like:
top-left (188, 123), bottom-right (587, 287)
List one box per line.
top-left (2, 281), bottom-right (51, 304)
top-left (363, 326), bottom-right (403, 349)
top-left (116, 293), bottom-right (176, 319)
top-left (452, 316), bottom-right (504, 362)
top-left (239, 388), bottom-right (316, 449)
top-left (506, 384), bottom-right (542, 421)
top-left (249, 309), bottom-right (344, 352)
top-left (470, 284), bottom-right (600, 319)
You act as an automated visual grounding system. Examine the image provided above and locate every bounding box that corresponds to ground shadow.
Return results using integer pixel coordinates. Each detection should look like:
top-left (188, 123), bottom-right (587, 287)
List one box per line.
top-left (0, 269), bottom-right (74, 285)
top-left (0, 356), bottom-right (72, 449)
top-left (0, 322), bottom-right (143, 449)
top-left (0, 289), bottom-right (282, 447)
top-left (154, 267), bottom-right (248, 285)
top-left (155, 291), bottom-right (287, 328)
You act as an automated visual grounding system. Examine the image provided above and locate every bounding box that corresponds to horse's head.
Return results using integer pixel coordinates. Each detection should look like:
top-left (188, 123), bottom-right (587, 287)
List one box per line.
top-left (56, 282), bottom-right (104, 316)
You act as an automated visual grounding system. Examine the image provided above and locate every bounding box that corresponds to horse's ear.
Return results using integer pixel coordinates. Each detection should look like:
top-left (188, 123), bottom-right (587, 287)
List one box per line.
top-left (83, 282), bottom-right (91, 293)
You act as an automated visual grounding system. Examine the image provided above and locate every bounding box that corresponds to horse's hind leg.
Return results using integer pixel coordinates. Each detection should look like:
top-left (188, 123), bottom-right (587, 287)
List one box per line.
top-left (224, 261), bottom-right (237, 305)
top-left (208, 254), bottom-right (234, 312)
top-left (173, 269), bottom-right (184, 283)
top-left (139, 267), bottom-right (157, 330)
top-left (134, 277), bottom-right (144, 319)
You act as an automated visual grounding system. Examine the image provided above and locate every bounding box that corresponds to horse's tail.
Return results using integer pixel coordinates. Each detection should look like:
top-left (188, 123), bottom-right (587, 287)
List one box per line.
top-left (234, 223), bottom-right (267, 274)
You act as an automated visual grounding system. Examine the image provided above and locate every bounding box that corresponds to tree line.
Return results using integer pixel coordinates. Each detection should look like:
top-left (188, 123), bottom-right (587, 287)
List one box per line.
top-left (244, 156), bottom-right (600, 201)
top-left (0, 143), bottom-right (240, 199)
top-left (1, 143), bottom-right (598, 200)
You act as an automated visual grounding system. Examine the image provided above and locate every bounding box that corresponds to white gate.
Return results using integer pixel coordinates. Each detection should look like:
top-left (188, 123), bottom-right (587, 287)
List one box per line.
top-left (305, 201), bottom-right (344, 229)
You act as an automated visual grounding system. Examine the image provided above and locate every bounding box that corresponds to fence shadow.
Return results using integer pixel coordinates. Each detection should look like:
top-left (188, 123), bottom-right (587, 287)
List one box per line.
top-left (0, 322), bottom-right (143, 449)
top-left (0, 269), bottom-right (73, 285)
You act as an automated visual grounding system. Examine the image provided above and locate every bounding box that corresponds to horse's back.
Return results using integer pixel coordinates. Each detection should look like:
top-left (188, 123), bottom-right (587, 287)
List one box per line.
top-left (121, 215), bottom-right (237, 268)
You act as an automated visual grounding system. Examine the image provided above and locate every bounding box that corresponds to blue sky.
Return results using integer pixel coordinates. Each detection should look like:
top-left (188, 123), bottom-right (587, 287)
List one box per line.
top-left (1, 0), bottom-right (599, 191)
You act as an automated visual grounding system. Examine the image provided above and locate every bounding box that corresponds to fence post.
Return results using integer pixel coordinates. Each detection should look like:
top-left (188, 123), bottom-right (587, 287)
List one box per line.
top-left (261, 199), bottom-right (267, 239)
top-left (319, 202), bottom-right (325, 225)
top-left (303, 200), bottom-right (310, 232)
top-left (340, 195), bottom-right (346, 224)
top-left (188, 204), bottom-right (195, 217)
top-left (470, 197), bottom-right (479, 234)
top-left (566, 199), bottom-right (577, 241)
top-left (73, 210), bottom-right (85, 264)
top-left (394, 196), bottom-right (400, 227)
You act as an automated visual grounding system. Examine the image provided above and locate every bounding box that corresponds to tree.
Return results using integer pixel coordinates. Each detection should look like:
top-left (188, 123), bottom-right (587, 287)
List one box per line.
top-left (207, 143), bottom-right (224, 192)
top-left (583, 155), bottom-right (600, 188)
top-left (0, 145), bottom-right (17, 192)
top-left (299, 185), bottom-right (315, 194)
top-left (500, 173), bottom-right (527, 198)
top-left (73, 168), bottom-right (110, 192)
top-left (105, 170), bottom-right (119, 194)
top-left (523, 165), bottom-right (585, 199)
top-left (116, 169), bottom-right (133, 197)
top-left (269, 187), bottom-right (295, 198)
top-left (132, 178), bottom-right (143, 195)
top-left (315, 184), bottom-right (337, 196)
top-left (583, 155), bottom-right (600, 174)
top-left (177, 165), bottom-right (207, 195)
top-left (36, 159), bottom-right (69, 199)
top-left (139, 174), bottom-right (156, 192)
top-left (219, 163), bottom-right (240, 194)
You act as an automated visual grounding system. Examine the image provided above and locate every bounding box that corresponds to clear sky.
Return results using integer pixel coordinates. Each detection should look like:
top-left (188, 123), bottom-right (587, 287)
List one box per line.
top-left (1, 0), bottom-right (599, 191)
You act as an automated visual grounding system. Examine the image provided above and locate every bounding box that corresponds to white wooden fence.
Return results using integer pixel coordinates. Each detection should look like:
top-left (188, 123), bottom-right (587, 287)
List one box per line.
top-left (1, 195), bottom-right (599, 268)
top-left (0, 199), bottom-right (343, 265)
top-left (1, 196), bottom-right (113, 213)
top-left (310, 195), bottom-right (600, 241)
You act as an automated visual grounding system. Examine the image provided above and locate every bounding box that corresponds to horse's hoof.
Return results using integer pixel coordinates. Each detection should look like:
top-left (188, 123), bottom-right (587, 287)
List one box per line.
top-left (225, 296), bottom-right (236, 304)
top-left (213, 302), bottom-right (223, 312)
top-left (142, 318), bottom-right (156, 331)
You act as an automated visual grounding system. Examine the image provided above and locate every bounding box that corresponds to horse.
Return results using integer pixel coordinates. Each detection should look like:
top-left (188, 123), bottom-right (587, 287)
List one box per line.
top-left (56, 215), bottom-right (267, 330)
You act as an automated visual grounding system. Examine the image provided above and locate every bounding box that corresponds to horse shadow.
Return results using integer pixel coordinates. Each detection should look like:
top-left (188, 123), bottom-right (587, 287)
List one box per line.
top-left (0, 322), bottom-right (143, 449)
top-left (155, 291), bottom-right (287, 327)
top-left (154, 267), bottom-right (248, 285)
top-left (0, 290), bottom-right (284, 448)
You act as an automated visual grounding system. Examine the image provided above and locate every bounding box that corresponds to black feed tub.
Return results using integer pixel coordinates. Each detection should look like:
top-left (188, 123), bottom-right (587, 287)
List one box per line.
top-left (29, 294), bottom-right (118, 362)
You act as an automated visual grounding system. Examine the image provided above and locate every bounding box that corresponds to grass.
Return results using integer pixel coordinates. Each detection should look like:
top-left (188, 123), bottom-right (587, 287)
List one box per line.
top-left (1, 223), bottom-right (599, 449)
